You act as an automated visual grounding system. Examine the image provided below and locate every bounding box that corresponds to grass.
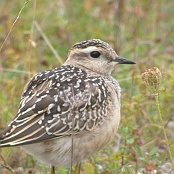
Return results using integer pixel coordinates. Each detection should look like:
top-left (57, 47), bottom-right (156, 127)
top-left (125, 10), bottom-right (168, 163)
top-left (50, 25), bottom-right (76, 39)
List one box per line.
top-left (0, 0), bottom-right (174, 173)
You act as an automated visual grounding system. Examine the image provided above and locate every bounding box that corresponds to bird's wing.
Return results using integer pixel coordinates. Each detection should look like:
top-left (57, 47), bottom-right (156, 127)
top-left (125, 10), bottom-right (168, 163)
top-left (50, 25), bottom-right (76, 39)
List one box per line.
top-left (0, 65), bottom-right (110, 147)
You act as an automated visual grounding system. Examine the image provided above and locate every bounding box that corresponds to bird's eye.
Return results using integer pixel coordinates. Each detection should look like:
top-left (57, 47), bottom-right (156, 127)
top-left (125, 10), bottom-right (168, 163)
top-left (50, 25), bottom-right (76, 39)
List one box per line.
top-left (90, 51), bottom-right (101, 58)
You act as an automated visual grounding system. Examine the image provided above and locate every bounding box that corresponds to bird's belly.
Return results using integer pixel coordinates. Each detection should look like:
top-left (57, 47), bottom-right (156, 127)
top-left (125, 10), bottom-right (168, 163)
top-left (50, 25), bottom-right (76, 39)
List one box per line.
top-left (21, 110), bottom-right (120, 168)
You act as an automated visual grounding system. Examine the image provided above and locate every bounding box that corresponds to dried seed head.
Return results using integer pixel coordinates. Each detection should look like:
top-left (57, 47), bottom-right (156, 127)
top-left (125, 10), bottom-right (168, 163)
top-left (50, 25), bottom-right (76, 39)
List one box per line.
top-left (142, 67), bottom-right (162, 93)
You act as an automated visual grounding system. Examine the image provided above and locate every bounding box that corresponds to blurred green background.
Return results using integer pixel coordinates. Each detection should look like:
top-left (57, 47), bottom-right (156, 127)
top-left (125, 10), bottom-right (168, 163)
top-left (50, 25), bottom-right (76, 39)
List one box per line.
top-left (0, 0), bottom-right (174, 173)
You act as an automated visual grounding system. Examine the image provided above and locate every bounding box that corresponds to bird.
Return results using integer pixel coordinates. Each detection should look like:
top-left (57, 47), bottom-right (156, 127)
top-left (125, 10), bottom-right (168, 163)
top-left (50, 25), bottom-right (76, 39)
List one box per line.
top-left (0, 39), bottom-right (135, 174)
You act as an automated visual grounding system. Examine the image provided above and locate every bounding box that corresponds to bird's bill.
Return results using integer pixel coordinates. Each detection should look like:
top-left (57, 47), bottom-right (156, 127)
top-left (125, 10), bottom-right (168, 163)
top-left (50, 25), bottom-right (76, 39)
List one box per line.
top-left (114, 57), bottom-right (136, 64)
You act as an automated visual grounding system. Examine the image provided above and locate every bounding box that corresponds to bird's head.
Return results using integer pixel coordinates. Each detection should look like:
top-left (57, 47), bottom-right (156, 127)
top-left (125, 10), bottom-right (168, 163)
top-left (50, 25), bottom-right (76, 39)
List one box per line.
top-left (64, 39), bottom-right (135, 75)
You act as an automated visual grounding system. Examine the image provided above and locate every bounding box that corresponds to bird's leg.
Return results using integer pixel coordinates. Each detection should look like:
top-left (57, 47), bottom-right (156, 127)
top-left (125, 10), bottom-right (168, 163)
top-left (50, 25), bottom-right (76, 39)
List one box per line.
top-left (74, 163), bottom-right (81, 174)
top-left (50, 166), bottom-right (55, 174)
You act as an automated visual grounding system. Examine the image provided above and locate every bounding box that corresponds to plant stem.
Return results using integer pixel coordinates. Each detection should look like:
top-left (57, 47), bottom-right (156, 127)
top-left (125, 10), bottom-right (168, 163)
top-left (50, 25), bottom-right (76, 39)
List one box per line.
top-left (0, 154), bottom-right (16, 174)
top-left (155, 93), bottom-right (173, 167)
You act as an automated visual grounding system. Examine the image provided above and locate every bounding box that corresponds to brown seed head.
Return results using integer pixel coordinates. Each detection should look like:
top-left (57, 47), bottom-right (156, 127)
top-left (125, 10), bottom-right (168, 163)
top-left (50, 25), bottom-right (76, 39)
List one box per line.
top-left (142, 67), bottom-right (162, 93)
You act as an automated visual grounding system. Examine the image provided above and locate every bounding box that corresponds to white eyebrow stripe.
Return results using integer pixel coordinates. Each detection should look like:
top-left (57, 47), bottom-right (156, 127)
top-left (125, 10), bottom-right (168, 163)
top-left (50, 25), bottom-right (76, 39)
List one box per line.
top-left (81, 46), bottom-right (99, 53)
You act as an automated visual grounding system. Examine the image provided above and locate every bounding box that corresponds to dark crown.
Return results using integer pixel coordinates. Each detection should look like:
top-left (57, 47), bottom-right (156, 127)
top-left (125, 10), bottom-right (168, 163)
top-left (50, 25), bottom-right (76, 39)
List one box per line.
top-left (71, 39), bottom-right (113, 51)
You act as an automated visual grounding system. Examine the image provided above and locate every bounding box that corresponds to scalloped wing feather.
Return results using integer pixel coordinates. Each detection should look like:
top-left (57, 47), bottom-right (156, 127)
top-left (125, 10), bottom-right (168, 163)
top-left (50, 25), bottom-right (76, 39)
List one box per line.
top-left (0, 65), bottom-right (110, 147)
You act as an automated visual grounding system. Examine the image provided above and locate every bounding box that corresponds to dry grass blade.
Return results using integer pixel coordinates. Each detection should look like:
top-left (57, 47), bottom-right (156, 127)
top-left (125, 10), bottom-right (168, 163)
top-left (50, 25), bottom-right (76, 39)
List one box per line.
top-left (0, 154), bottom-right (16, 174)
top-left (34, 21), bottom-right (63, 65)
top-left (0, 0), bottom-right (30, 53)
top-left (0, 68), bottom-right (34, 75)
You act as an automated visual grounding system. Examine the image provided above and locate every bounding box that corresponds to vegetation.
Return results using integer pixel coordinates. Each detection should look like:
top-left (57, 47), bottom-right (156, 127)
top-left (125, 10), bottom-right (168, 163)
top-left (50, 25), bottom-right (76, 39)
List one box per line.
top-left (0, 0), bottom-right (174, 173)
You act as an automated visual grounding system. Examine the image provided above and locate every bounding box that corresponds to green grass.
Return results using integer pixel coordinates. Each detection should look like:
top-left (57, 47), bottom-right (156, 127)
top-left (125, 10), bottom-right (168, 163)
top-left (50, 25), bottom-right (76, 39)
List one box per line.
top-left (0, 0), bottom-right (174, 173)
